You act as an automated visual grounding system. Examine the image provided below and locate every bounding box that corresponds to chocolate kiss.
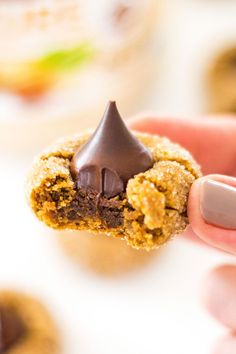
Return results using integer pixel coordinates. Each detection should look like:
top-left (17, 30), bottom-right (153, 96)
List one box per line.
top-left (70, 101), bottom-right (153, 197)
top-left (0, 306), bottom-right (25, 353)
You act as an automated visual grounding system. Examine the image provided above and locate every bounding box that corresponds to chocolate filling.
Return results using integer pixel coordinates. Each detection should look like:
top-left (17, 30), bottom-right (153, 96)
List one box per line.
top-left (0, 306), bottom-right (25, 353)
top-left (51, 188), bottom-right (125, 228)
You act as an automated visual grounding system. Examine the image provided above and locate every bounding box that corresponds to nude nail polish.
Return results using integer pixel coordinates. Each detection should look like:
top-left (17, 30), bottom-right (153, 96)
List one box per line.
top-left (200, 179), bottom-right (236, 229)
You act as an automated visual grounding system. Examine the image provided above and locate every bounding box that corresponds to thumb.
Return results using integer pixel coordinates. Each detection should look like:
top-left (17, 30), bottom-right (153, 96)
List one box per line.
top-left (188, 175), bottom-right (236, 254)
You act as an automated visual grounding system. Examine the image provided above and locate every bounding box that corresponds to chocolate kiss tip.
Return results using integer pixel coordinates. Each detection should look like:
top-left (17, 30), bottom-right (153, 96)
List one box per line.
top-left (101, 100), bottom-right (122, 124)
top-left (70, 101), bottom-right (153, 198)
top-left (0, 307), bottom-right (25, 353)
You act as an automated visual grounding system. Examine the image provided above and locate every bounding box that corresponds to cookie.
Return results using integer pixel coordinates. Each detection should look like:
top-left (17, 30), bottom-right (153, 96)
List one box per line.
top-left (207, 46), bottom-right (236, 113)
top-left (58, 231), bottom-right (155, 276)
top-left (0, 291), bottom-right (59, 354)
top-left (27, 101), bottom-right (201, 250)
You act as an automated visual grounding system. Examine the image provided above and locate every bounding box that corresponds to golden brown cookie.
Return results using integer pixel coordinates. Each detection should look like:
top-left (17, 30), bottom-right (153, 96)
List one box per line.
top-left (27, 106), bottom-right (201, 251)
top-left (207, 46), bottom-right (236, 113)
top-left (0, 291), bottom-right (59, 354)
top-left (58, 231), bottom-right (156, 276)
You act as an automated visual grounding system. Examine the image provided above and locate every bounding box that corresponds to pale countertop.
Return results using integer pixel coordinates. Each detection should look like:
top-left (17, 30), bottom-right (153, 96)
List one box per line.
top-left (1, 1), bottom-right (236, 354)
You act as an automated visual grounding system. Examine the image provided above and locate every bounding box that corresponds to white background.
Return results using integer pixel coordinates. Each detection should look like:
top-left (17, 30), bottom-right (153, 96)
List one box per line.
top-left (1, 0), bottom-right (236, 353)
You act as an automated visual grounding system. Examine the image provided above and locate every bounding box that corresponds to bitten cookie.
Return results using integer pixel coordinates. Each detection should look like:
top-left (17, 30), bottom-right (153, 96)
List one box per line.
top-left (0, 291), bottom-right (59, 354)
top-left (27, 102), bottom-right (201, 250)
top-left (207, 46), bottom-right (236, 113)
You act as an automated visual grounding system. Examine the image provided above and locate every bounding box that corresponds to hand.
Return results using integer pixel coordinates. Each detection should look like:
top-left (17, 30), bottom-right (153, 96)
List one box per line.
top-left (129, 114), bottom-right (236, 354)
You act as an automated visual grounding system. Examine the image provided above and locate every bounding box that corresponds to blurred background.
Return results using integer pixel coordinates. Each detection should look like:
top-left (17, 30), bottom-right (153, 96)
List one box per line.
top-left (0, 0), bottom-right (236, 353)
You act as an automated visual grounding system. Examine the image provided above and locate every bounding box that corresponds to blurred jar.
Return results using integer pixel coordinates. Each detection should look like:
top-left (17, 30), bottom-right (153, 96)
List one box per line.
top-left (0, 0), bottom-right (160, 151)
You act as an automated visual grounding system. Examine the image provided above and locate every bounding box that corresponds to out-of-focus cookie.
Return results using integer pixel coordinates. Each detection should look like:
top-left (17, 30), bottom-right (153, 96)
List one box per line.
top-left (0, 290), bottom-right (59, 354)
top-left (207, 46), bottom-right (236, 113)
top-left (58, 231), bottom-right (156, 276)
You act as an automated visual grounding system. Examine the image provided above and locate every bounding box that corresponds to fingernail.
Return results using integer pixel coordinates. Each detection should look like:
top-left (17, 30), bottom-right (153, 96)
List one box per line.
top-left (200, 179), bottom-right (236, 229)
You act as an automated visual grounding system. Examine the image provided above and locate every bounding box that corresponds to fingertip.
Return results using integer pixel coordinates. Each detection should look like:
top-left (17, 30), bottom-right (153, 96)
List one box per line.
top-left (188, 175), bottom-right (236, 254)
top-left (204, 265), bottom-right (236, 331)
top-left (213, 334), bottom-right (236, 354)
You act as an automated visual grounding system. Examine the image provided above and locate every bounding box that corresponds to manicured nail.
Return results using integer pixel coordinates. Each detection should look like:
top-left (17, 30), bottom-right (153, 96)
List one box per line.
top-left (200, 179), bottom-right (236, 229)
